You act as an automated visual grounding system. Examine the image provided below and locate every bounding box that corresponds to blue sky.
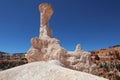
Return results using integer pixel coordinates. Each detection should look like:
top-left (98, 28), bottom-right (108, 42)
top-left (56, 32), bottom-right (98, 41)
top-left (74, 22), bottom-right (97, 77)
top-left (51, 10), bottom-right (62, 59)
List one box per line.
top-left (0, 0), bottom-right (120, 53)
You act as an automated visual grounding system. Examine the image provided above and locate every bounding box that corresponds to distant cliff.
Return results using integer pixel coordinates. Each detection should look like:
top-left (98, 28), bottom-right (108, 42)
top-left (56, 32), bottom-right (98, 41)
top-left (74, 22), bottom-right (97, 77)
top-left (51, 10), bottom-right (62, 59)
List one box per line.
top-left (91, 45), bottom-right (120, 62)
top-left (90, 45), bottom-right (120, 80)
top-left (0, 52), bottom-right (27, 70)
top-left (0, 51), bottom-right (26, 60)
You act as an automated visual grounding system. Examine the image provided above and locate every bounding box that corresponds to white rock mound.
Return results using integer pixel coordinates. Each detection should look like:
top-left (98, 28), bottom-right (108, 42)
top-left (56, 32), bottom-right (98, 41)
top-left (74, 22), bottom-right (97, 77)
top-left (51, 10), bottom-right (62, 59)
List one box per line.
top-left (0, 60), bottom-right (108, 80)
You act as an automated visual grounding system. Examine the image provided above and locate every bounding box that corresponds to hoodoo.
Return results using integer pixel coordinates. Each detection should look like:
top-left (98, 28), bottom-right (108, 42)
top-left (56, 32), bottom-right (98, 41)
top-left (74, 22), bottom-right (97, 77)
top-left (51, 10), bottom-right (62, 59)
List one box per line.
top-left (25, 3), bottom-right (67, 62)
top-left (25, 3), bottom-right (99, 75)
top-left (39, 3), bottom-right (53, 38)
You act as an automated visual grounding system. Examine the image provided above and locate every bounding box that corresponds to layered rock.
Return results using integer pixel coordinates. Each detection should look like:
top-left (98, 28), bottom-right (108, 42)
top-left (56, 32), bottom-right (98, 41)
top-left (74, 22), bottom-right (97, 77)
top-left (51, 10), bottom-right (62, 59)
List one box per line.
top-left (25, 3), bottom-right (67, 62)
top-left (39, 3), bottom-right (53, 38)
top-left (25, 3), bottom-right (97, 75)
top-left (91, 46), bottom-right (120, 63)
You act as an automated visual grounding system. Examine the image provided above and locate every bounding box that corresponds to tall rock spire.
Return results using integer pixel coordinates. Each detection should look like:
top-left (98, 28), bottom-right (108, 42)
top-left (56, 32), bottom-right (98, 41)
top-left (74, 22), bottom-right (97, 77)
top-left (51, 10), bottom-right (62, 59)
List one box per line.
top-left (25, 3), bottom-right (98, 75)
top-left (39, 3), bottom-right (53, 38)
top-left (25, 3), bottom-right (67, 62)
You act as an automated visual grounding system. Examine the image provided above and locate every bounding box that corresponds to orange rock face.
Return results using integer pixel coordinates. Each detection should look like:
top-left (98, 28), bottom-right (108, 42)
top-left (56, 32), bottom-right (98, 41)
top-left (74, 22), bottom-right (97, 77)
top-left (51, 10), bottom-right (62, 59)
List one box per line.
top-left (91, 47), bottom-right (120, 63)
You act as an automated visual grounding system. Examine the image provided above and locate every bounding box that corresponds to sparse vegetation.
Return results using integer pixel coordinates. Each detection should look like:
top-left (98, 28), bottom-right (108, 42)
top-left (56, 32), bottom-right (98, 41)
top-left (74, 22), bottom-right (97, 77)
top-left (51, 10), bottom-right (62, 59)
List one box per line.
top-left (109, 45), bottom-right (120, 48)
top-left (0, 60), bottom-right (27, 70)
top-left (0, 51), bottom-right (28, 70)
top-left (97, 60), bottom-right (120, 80)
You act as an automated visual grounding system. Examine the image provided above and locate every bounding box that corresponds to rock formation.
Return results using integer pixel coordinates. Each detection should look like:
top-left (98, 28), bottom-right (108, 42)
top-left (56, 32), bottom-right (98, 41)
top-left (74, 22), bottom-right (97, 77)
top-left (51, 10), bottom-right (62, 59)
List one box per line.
top-left (90, 46), bottom-right (120, 80)
top-left (25, 3), bottom-right (98, 75)
top-left (75, 44), bottom-right (83, 53)
top-left (0, 60), bottom-right (108, 80)
top-left (39, 3), bottom-right (53, 38)
top-left (91, 46), bottom-right (120, 63)
top-left (65, 45), bottom-right (97, 75)
top-left (25, 3), bottom-right (67, 62)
